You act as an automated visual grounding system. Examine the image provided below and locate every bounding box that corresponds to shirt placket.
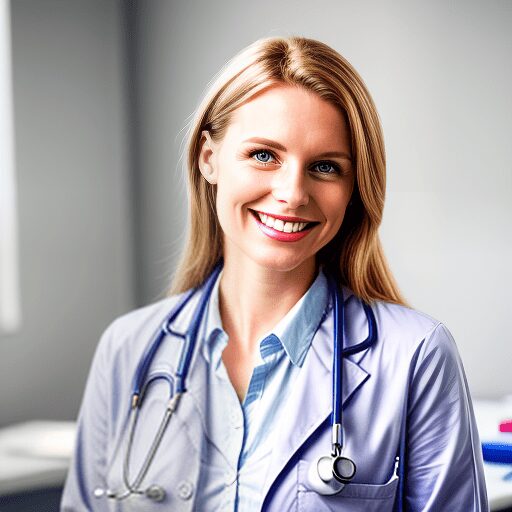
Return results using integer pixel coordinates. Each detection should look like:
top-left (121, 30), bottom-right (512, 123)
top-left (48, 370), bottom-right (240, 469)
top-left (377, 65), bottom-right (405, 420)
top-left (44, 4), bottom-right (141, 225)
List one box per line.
top-left (209, 330), bottom-right (245, 511)
top-left (212, 331), bottom-right (283, 511)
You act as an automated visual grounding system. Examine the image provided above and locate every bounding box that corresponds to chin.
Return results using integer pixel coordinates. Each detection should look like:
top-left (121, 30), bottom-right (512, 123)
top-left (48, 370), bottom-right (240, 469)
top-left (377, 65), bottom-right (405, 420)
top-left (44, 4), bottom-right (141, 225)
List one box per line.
top-left (246, 248), bottom-right (315, 274)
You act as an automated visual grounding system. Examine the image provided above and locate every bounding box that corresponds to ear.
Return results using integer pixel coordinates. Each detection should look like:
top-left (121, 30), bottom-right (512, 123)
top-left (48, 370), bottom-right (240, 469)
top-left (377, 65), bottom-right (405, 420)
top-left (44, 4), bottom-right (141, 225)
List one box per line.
top-left (198, 130), bottom-right (218, 184)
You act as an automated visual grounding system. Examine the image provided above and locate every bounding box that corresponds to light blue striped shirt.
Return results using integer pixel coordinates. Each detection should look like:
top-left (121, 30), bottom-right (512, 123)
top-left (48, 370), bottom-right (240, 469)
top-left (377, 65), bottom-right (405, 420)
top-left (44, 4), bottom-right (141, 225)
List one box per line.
top-left (194, 268), bottom-right (329, 511)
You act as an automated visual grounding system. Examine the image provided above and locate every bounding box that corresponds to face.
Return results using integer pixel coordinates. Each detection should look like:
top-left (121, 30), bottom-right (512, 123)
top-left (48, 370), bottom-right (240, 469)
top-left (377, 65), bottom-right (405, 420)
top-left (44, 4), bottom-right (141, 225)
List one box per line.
top-left (199, 84), bottom-right (354, 274)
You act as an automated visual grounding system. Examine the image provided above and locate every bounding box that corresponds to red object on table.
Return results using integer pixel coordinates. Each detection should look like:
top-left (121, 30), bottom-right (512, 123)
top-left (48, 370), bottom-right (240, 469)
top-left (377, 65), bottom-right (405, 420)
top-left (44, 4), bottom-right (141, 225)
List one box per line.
top-left (499, 419), bottom-right (512, 432)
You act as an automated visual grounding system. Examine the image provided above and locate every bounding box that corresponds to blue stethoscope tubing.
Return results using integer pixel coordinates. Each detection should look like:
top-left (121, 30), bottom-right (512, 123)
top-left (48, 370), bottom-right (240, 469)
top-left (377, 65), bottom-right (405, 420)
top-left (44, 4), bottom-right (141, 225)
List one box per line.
top-left (133, 263), bottom-right (221, 398)
top-left (110, 264), bottom-right (223, 501)
top-left (106, 261), bottom-right (404, 509)
top-left (330, 275), bottom-right (377, 430)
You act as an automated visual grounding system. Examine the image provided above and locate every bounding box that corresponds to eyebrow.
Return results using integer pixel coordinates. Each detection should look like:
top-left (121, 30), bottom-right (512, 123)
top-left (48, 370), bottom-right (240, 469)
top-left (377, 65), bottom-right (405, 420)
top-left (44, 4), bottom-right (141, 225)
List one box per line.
top-left (242, 137), bottom-right (352, 161)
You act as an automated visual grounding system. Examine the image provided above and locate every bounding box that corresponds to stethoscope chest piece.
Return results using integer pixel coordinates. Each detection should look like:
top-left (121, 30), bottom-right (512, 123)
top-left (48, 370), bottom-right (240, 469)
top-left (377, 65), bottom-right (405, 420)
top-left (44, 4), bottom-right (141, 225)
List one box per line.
top-left (332, 455), bottom-right (356, 483)
top-left (145, 485), bottom-right (166, 502)
top-left (307, 454), bottom-right (356, 495)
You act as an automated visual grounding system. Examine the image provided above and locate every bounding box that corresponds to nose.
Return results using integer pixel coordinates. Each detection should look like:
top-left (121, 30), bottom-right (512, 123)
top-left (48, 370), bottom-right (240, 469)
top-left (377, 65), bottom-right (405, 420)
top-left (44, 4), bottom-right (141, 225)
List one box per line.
top-left (271, 161), bottom-right (309, 209)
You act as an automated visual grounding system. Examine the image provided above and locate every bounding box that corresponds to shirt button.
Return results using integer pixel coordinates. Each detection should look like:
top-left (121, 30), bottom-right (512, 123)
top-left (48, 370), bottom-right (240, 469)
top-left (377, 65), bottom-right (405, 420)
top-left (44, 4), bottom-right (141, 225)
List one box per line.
top-left (224, 469), bottom-right (237, 485)
top-left (177, 480), bottom-right (194, 500)
top-left (93, 487), bottom-right (105, 498)
top-left (229, 409), bottom-right (242, 428)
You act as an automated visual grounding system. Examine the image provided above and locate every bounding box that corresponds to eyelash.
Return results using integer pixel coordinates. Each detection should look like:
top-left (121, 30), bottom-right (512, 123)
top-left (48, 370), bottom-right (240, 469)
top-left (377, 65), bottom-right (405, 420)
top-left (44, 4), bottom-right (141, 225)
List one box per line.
top-left (247, 148), bottom-right (344, 176)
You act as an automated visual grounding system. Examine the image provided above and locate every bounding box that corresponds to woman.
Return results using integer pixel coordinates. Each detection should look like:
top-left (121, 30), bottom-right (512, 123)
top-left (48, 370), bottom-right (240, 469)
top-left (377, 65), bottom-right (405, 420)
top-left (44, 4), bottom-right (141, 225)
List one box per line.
top-left (61, 36), bottom-right (488, 511)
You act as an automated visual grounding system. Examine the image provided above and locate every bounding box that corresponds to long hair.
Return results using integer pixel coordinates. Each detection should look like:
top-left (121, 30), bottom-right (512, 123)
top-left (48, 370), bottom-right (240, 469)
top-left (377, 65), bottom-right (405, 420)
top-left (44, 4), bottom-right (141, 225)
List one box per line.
top-left (170, 35), bottom-right (406, 305)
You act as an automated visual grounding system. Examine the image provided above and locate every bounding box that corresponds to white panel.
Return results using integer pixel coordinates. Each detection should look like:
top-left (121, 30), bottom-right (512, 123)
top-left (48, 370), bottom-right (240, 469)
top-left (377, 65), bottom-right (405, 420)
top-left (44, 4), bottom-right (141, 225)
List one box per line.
top-left (0, 0), bottom-right (21, 333)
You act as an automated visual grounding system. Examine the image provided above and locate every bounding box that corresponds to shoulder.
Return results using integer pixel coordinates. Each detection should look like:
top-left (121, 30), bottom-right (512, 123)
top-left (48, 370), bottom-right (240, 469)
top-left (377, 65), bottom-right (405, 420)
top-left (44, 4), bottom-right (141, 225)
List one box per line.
top-left (351, 299), bottom-right (467, 410)
top-left (96, 291), bottom-right (193, 360)
top-left (373, 299), bottom-right (439, 335)
top-left (368, 299), bottom-right (460, 369)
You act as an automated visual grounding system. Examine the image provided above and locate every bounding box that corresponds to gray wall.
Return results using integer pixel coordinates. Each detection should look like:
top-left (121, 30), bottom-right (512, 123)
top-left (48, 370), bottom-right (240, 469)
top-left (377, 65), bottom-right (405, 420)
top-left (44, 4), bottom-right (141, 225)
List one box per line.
top-left (0, 0), bottom-right (134, 426)
top-left (132, 0), bottom-right (512, 398)
top-left (1, 0), bottom-right (510, 427)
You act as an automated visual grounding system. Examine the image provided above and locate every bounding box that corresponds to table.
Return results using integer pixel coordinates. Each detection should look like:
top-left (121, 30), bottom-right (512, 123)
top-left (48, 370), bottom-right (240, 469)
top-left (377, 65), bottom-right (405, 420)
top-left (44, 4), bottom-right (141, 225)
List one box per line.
top-left (0, 401), bottom-right (511, 510)
top-left (474, 398), bottom-right (512, 511)
top-left (0, 420), bottom-right (75, 511)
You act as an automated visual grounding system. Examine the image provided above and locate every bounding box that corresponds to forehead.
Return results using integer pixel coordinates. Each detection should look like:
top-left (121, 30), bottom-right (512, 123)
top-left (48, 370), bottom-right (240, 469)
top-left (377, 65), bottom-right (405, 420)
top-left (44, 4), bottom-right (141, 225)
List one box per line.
top-left (223, 84), bottom-right (350, 151)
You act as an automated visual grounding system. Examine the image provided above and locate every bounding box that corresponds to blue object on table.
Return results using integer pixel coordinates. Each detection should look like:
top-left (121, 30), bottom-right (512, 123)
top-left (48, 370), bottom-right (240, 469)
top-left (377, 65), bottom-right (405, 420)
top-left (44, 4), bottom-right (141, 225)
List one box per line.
top-left (482, 442), bottom-right (512, 464)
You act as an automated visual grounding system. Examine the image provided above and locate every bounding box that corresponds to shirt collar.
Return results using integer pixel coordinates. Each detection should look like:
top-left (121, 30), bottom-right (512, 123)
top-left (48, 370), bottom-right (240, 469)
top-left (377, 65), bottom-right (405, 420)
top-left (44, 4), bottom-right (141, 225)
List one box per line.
top-left (275, 269), bottom-right (329, 366)
top-left (202, 268), bottom-right (329, 368)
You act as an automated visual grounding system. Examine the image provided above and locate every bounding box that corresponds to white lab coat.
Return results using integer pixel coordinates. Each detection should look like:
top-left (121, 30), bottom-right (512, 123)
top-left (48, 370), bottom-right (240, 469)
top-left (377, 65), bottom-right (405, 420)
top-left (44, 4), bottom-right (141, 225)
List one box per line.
top-left (61, 286), bottom-right (488, 511)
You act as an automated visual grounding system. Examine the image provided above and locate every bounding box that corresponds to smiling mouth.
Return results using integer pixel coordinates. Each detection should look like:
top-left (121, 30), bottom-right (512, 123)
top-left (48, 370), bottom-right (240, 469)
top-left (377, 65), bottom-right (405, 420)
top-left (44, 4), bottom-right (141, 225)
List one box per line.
top-left (249, 209), bottom-right (319, 233)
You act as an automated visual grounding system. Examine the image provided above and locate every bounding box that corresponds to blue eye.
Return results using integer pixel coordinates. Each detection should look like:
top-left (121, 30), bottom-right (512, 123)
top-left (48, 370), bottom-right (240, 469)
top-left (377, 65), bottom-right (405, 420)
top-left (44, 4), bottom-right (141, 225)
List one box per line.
top-left (250, 150), bottom-right (275, 165)
top-left (313, 162), bottom-right (340, 175)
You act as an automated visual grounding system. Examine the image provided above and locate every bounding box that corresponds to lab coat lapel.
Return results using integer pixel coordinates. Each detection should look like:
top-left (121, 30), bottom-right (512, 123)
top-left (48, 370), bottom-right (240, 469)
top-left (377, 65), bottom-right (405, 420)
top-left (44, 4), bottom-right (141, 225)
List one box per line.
top-left (262, 293), bottom-right (372, 500)
top-left (166, 285), bottom-right (254, 460)
top-left (163, 290), bottom-right (211, 459)
top-left (174, 351), bottom-right (210, 461)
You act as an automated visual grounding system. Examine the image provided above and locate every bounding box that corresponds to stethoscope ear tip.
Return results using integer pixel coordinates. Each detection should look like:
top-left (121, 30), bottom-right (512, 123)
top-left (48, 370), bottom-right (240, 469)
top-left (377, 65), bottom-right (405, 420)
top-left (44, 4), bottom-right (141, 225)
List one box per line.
top-left (93, 488), bottom-right (117, 499)
top-left (93, 488), bottom-right (105, 499)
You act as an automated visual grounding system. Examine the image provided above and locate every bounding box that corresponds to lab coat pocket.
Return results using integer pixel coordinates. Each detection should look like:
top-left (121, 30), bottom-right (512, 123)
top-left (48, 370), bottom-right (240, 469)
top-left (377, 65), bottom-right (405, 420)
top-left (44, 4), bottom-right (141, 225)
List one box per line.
top-left (297, 459), bottom-right (398, 512)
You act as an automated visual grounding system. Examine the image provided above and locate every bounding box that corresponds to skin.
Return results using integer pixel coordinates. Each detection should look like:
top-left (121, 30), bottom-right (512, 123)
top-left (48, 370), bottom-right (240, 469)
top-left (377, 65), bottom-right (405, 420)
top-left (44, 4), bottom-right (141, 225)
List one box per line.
top-left (198, 84), bottom-right (354, 401)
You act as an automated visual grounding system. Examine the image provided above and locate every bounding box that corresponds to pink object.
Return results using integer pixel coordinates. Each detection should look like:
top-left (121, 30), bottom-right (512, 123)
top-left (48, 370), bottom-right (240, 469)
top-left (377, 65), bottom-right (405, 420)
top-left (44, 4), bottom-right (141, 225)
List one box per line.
top-left (253, 214), bottom-right (314, 242)
top-left (499, 419), bottom-right (512, 433)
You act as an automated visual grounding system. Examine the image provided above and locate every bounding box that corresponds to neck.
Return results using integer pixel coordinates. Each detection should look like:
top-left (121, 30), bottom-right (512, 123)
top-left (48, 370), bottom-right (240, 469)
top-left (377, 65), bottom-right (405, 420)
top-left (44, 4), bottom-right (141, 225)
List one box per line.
top-left (218, 254), bottom-right (317, 357)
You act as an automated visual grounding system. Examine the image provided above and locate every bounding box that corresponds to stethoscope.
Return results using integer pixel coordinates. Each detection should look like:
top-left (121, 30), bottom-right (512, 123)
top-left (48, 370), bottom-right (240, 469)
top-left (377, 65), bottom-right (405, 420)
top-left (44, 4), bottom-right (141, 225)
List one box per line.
top-left (94, 261), bottom-right (401, 507)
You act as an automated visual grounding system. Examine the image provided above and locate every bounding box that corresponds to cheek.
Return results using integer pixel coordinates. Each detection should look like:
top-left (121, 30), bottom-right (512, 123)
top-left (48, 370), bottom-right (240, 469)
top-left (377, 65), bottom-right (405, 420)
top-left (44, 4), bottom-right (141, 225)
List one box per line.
top-left (317, 193), bottom-right (351, 249)
top-left (327, 208), bottom-right (347, 240)
top-left (214, 186), bottom-right (233, 233)
top-left (214, 170), bottom-right (262, 229)
top-left (322, 187), bottom-right (351, 226)
top-left (216, 168), bottom-right (269, 212)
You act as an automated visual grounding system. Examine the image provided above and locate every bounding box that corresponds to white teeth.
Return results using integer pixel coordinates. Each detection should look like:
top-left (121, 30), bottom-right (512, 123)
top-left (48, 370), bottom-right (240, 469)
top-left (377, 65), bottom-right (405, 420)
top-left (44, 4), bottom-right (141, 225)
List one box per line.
top-left (273, 219), bottom-right (284, 231)
top-left (256, 211), bottom-right (310, 233)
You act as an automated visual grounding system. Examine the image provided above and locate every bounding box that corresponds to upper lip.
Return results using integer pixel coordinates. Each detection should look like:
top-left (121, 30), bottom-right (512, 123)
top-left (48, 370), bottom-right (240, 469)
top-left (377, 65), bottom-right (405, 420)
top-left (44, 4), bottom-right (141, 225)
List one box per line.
top-left (251, 209), bottom-right (318, 224)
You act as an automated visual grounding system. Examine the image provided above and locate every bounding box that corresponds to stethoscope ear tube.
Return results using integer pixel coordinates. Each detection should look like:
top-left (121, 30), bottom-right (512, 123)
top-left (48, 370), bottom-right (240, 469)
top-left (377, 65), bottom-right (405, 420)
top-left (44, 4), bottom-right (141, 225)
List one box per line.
top-left (106, 262), bottom-right (223, 503)
top-left (306, 277), bottom-right (357, 494)
top-left (132, 287), bottom-right (195, 398)
top-left (328, 276), bottom-right (348, 472)
top-left (107, 266), bottom-right (393, 507)
top-left (330, 277), bottom-right (344, 427)
top-left (175, 263), bottom-right (222, 393)
top-left (119, 395), bottom-right (179, 502)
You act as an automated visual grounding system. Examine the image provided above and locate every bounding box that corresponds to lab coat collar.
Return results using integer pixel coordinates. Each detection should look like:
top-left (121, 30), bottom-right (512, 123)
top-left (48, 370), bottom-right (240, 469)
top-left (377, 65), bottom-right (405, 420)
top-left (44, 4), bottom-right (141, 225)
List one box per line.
top-left (169, 277), bottom-right (356, 342)
top-left (261, 290), bottom-right (372, 503)
top-left (168, 278), bottom-right (371, 497)
top-left (167, 274), bottom-right (335, 459)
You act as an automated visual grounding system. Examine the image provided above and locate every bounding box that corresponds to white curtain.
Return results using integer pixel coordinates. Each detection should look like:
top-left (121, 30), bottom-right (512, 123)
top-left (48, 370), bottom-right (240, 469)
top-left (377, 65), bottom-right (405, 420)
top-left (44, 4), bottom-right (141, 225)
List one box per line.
top-left (0, 0), bottom-right (21, 333)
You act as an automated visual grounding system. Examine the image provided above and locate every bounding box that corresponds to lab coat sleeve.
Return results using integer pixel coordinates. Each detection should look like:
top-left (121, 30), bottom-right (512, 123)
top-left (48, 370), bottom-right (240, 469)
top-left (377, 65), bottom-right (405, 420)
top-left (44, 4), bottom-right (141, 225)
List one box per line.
top-left (60, 321), bottom-right (116, 512)
top-left (404, 323), bottom-right (489, 511)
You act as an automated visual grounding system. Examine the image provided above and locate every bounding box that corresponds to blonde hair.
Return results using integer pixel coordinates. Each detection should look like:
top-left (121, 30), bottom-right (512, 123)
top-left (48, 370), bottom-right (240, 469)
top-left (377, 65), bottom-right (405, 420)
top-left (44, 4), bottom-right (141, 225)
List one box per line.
top-left (171, 35), bottom-right (406, 306)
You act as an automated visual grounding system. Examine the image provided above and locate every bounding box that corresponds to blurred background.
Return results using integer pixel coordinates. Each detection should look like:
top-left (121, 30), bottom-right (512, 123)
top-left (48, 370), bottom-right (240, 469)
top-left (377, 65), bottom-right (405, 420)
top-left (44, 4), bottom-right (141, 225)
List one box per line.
top-left (0, 0), bottom-right (511, 510)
